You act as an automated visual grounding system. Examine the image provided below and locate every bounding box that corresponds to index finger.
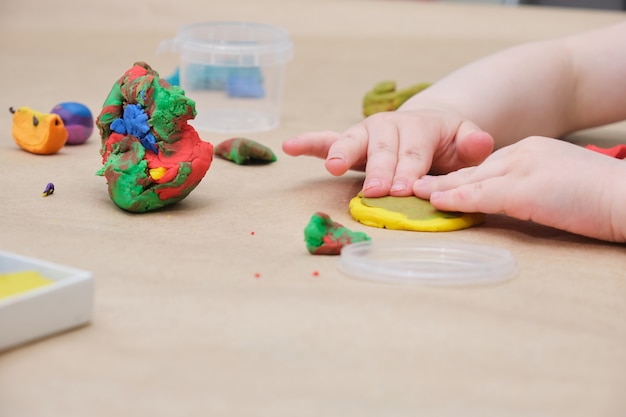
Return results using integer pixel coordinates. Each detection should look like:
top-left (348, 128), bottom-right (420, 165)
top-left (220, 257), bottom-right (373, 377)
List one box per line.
top-left (360, 112), bottom-right (439, 197)
top-left (322, 123), bottom-right (371, 176)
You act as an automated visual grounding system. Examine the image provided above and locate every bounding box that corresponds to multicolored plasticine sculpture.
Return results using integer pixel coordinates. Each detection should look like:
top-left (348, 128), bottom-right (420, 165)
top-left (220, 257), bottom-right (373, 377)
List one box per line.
top-left (214, 138), bottom-right (277, 165)
top-left (96, 62), bottom-right (213, 213)
top-left (362, 81), bottom-right (430, 117)
top-left (9, 106), bottom-right (68, 154)
top-left (304, 212), bottom-right (371, 255)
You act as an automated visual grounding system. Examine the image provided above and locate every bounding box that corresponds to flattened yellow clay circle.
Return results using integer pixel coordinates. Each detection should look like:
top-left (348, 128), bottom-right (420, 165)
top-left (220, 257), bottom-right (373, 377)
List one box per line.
top-left (349, 194), bottom-right (484, 232)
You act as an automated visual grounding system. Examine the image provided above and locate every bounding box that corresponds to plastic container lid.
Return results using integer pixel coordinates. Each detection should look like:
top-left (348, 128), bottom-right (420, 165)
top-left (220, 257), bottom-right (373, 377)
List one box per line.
top-left (338, 240), bottom-right (518, 286)
top-left (159, 21), bottom-right (293, 67)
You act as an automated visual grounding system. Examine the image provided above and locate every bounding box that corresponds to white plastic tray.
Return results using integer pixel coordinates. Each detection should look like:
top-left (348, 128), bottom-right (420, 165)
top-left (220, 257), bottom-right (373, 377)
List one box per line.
top-left (0, 250), bottom-right (94, 351)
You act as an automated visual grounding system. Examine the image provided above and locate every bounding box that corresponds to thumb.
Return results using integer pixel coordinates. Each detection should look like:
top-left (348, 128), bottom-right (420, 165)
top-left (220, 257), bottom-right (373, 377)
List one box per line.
top-left (455, 121), bottom-right (494, 166)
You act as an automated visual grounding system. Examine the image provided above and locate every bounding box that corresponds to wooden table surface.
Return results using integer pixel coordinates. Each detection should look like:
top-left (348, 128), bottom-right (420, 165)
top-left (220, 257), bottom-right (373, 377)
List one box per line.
top-left (1, 1), bottom-right (625, 416)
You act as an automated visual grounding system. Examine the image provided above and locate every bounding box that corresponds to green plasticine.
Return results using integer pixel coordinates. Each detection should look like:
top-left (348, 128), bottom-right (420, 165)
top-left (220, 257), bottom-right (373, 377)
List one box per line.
top-left (360, 195), bottom-right (463, 220)
top-left (99, 66), bottom-right (195, 145)
top-left (96, 139), bottom-right (155, 212)
top-left (96, 83), bottom-right (124, 145)
top-left (304, 212), bottom-right (370, 255)
top-left (362, 81), bottom-right (430, 117)
top-left (215, 138), bottom-right (277, 165)
top-left (98, 139), bottom-right (199, 212)
top-left (149, 86), bottom-right (197, 144)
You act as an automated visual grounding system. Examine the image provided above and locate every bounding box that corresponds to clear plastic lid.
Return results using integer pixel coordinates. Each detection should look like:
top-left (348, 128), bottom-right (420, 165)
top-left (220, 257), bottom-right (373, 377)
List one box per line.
top-left (338, 240), bottom-right (518, 286)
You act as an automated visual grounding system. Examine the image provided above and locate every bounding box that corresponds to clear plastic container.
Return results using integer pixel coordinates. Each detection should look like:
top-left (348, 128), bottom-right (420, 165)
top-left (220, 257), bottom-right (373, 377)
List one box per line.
top-left (338, 240), bottom-right (518, 286)
top-left (159, 22), bottom-right (293, 133)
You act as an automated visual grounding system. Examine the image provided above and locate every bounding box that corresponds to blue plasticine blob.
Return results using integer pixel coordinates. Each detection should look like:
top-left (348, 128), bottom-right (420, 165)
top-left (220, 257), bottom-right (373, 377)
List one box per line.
top-left (111, 104), bottom-right (158, 154)
top-left (50, 101), bottom-right (94, 145)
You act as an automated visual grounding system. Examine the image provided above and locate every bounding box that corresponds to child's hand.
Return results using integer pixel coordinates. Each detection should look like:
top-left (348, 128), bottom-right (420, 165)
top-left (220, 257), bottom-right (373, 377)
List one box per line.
top-left (414, 136), bottom-right (626, 242)
top-left (282, 109), bottom-right (494, 197)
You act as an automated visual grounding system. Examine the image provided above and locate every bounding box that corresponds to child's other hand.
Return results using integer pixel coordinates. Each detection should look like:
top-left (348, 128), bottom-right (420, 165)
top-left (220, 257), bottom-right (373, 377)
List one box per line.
top-left (282, 109), bottom-right (494, 197)
top-left (414, 136), bottom-right (626, 242)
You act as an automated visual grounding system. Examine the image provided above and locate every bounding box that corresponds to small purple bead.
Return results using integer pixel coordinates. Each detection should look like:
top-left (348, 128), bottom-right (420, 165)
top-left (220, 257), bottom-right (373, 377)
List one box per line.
top-left (50, 102), bottom-right (94, 145)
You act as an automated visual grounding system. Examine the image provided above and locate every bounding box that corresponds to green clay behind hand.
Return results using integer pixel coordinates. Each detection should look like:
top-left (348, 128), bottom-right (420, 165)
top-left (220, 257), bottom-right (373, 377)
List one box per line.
top-left (362, 81), bottom-right (431, 117)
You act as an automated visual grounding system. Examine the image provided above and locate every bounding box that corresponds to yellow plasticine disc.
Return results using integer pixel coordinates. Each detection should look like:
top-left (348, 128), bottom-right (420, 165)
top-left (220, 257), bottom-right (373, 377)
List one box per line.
top-left (349, 194), bottom-right (484, 232)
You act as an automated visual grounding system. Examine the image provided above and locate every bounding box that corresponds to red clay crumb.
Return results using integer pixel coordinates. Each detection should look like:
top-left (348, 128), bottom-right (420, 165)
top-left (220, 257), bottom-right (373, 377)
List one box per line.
top-left (250, 231), bottom-right (255, 235)
top-left (312, 271), bottom-right (320, 277)
top-left (254, 273), bottom-right (261, 279)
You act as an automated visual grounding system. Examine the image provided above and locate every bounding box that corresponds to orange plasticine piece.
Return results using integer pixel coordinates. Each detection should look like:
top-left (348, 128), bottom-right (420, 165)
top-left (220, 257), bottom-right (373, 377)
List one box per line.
top-left (10, 106), bottom-right (68, 155)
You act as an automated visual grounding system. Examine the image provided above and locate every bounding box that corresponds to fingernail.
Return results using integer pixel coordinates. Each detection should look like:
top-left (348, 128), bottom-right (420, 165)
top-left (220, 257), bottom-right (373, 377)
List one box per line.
top-left (430, 191), bottom-right (443, 200)
top-left (363, 177), bottom-right (382, 191)
top-left (390, 181), bottom-right (407, 192)
top-left (327, 152), bottom-right (344, 161)
top-left (414, 177), bottom-right (433, 190)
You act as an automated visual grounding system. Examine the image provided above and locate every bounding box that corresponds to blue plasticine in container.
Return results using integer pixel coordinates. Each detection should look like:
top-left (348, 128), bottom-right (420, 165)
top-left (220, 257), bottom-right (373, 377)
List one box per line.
top-left (158, 21), bottom-right (292, 133)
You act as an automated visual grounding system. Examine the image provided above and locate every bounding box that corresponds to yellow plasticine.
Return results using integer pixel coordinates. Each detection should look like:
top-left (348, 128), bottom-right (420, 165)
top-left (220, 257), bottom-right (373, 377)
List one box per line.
top-left (149, 167), bottom-right (167, 180)
top-left (11, 106), bottom-right (68, 155)
top-left (0, 271), bottom-right (54, 300)
top-left (349, 194), bottom-right (484, 232)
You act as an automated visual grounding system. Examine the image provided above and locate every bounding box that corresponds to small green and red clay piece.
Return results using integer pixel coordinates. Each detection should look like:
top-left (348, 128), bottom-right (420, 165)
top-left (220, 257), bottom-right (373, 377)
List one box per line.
top-left (304, 212), bottom-right (370, 255)
top-left (214, 138), bottom-right (276, 165)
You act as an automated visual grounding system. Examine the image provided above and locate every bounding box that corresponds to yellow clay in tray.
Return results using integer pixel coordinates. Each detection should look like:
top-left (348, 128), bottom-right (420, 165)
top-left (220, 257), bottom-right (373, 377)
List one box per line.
top-left (0, 271), bottom-right (53, 300)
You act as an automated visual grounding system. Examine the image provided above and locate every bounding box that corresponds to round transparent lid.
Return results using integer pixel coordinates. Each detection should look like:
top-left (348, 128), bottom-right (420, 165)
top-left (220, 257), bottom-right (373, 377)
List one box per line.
top-left (338, 240), bottom-right (518, 286)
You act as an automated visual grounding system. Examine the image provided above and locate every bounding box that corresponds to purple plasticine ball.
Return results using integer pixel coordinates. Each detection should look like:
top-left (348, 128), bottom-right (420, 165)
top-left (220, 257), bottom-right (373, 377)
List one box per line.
top-left (50, 101), bottom-right (94, 145)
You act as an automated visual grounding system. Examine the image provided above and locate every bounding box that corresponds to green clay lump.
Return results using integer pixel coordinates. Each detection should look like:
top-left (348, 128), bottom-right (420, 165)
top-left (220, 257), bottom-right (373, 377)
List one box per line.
top-left (304, 212), bottom-right (370, 255)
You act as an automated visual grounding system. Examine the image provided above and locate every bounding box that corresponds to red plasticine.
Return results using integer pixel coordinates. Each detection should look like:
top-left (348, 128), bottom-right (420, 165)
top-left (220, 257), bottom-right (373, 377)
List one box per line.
top-left (585, 144), bottom-right (626, 159)
top-left (143, 125), bottom-right (212, 200)
top-left (100, 127), bottom-right (212, 201)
